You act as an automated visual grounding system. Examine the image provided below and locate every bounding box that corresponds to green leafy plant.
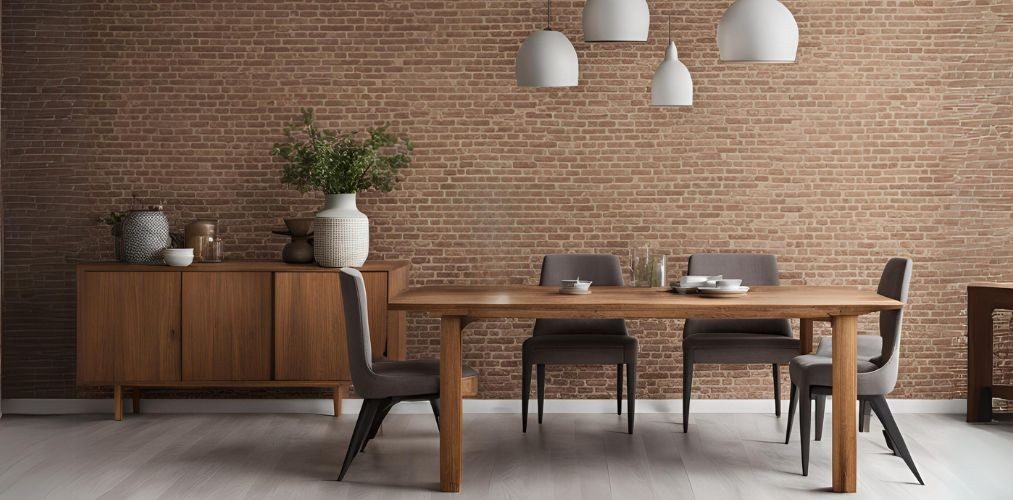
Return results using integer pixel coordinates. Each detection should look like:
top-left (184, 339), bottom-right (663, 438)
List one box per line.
top-left (98, 211), bottom-right (127, 227)
top-left (272, 109), bottom-right (414, 195)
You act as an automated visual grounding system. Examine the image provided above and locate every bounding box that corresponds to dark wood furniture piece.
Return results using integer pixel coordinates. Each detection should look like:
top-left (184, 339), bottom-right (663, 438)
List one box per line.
top-left (967, 282), bottom-right (1013, 422)
top-left (389, 285), bottom-right (903, 494)
top-left (76, 260), bottom-right (410, 420)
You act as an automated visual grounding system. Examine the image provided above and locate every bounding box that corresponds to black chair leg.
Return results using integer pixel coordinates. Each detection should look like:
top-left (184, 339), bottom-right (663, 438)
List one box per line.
top-left (814, 395), bottom-right (826, 441)
top-left (338, 398), bottom-right (381, 481)
top-left (860, 399), bottom-right (872, 432)
top-left (361, 397), bottom-right (396, 452)
top-left (521, 358), bottom-right (531, 432)
top-left (682, 357), bottom-right (693, 433)
top-left (617, 364), bottom-right (623, 416)
top-left (537, 364), bottom-right (546, 425)
top-left (785, 383), bottom-right (798, 444)
top-left (627, 362), bottom-right (636, 434)
top-left (430, 398), bottom-right (440, 430)
top-left (799, 386), bottom-right (811, 477)
top-left (868, 396), bottom-right (924, 485)
top-left (773, 364), bottom-right (782, 417)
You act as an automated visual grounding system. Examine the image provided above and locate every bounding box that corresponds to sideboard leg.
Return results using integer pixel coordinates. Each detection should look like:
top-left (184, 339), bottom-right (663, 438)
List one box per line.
top-left (334, 385), bottom-right (346, 417)
top-left (132, 389), bottom-right (141, 414)
top-left (113, 385), bottom-right (124, 421)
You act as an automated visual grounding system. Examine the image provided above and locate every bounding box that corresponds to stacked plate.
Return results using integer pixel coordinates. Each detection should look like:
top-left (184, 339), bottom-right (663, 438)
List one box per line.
top-left (670, 275), bottom-right (722, 294)
top-left (697, 285), bottom-right (750, 298)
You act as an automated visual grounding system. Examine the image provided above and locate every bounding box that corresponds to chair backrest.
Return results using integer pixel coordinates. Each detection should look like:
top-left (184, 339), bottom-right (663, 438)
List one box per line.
top-left (339, 268), bottom-right (378, 397)
top-left (683, 253), bottom-right (793, 337)
top-left (533, 254), bottom-right (628, 336)
top-left (871, 257), bottom-right (913, 368)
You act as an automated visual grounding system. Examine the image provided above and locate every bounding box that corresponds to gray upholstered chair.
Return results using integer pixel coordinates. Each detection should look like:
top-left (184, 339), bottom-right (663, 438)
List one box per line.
top-left (522, 254), bottom-right (637, 434)
top-left (784, 258), bottom-right (923, 485)
top-left (682, 253), bottom-right (797, 432)
top-left (337, 268), bottom-right (478, 481)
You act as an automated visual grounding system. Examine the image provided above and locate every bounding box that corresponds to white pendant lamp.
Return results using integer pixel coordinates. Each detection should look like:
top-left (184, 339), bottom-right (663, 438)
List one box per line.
top-left (717, 0), bottom-right (798, 63)
top-left (516, 0), bottom-right (579, 87)
top-left (583, 0), bottom-right (650, 42)
top-left (651, 18), bottom-right (692, 106)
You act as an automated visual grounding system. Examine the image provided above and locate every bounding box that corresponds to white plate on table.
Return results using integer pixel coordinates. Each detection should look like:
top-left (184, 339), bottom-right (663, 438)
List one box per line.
top-left (697, 286), bottom-right (750, 297)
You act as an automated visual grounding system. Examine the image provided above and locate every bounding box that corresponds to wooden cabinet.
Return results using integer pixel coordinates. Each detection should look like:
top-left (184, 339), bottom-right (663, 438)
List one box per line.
top-left (76, 261), bottom-right (409, 419)
top-left (78, 272), bottom-right (181, 384)
top-left (274, 272), bottom-right (389, 381)
top-left (182, 272), bottom-right (273, 381)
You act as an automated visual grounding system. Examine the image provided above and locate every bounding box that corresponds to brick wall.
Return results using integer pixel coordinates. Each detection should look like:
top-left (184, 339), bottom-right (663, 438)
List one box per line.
top-left (2, 1), bottom-right (1010, 400)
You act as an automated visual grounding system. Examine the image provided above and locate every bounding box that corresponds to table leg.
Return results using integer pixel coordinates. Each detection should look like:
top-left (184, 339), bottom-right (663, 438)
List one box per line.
top-left (966, 287), bottom-right (994, 422)
top-left (831, 315), bottom-right (858, 493)
top-left (440, 316), bottom-right (464, 492)
top-left (799, 318), bottom-right (814, 355)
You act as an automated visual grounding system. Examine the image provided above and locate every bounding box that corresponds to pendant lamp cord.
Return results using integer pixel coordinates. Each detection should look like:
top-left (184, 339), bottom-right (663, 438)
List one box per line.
top-left (546, 0), bottom-right (551, 29)
top-left (668, 16), bottom-right (671, 44)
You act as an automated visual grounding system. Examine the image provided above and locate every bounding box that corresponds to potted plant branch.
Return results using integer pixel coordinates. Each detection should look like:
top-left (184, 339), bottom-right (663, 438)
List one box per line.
top-left (272, 109), bottom-right (413, 267)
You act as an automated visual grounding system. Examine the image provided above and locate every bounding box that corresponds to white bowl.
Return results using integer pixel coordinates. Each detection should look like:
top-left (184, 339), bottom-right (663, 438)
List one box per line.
top-left (679, 275), bottom-right (722, 286)
top-left (164, 253), bottom-right (194, 267)
top-left (164, 248), bottom-right (194, 254)
top-left (716, 279), bottom-right (743, 289)
top-left (560, 279), bottom-right (592, 291)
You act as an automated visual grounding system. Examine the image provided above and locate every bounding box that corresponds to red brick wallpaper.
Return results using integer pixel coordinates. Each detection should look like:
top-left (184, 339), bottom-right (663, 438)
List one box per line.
top-left (2, 1), bottom-right (1010, 400)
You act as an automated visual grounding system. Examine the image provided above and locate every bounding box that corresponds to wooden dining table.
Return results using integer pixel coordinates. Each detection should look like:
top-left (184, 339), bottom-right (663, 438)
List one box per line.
top-left (388, 285), bottom-right (904, 494)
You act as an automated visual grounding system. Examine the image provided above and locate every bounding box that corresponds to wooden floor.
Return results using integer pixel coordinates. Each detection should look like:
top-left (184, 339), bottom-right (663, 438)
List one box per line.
top-left (0, 410), bottom-right (1008, 499)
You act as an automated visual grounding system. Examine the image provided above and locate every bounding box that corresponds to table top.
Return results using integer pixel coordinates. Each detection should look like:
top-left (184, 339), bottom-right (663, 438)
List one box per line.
top-left (389, 285), bottom-right (903, 319)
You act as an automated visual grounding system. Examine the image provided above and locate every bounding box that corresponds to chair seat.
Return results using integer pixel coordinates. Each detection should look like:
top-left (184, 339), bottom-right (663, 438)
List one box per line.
top-left (523, 334), bottom-right (637, 365)
top-left (684, 332), bottom-right (800, 364)
top-left (365, 359), bottom-right (479, 399)
top-left (814, 336), bottom-right (883, 362)
top-left (789, 354), bottom-right (882, 395)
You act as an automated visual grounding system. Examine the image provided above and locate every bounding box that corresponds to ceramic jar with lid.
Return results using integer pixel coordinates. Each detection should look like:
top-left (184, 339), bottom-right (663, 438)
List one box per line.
top-left (184, 219), bottom-right (219, 262)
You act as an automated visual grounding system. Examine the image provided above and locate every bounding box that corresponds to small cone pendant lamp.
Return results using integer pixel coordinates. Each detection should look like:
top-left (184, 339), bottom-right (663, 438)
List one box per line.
top-left (651, 17), bottom-right (693, 106)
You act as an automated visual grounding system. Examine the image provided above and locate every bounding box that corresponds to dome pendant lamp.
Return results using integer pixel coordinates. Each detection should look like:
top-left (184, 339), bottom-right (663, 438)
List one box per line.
top-left (516, 0), bottom-right (580, 87)
top-left (717, 0), bottom-right (798, 63)
top-left (583, 0), bottom-right (650, 42)
top-left (651, 17), bottom-right (693, 106)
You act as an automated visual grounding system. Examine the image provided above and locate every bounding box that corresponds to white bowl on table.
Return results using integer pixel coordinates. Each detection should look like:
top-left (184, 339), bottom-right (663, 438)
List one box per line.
top-left (716, 279), bottom-right (743, 289)
top-left (163, 248), bottom-right (195, 267)
top-left (560, 279), bottom-right (592, 294)
top-left (671, 275), bottom-right (723, 293)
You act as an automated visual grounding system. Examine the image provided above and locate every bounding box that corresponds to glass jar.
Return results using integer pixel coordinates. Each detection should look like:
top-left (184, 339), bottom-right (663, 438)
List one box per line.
top-left (632, 249), bottom-right (666, 288)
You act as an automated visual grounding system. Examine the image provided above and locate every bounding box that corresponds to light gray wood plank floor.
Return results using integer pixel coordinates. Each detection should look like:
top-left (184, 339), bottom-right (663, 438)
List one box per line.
top-left (0, 411), bottom-right (1008, 499)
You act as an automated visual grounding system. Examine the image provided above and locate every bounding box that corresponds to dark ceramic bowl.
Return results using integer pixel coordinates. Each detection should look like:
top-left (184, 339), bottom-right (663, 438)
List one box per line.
top-left (284, 217), bottom-right (315, 237)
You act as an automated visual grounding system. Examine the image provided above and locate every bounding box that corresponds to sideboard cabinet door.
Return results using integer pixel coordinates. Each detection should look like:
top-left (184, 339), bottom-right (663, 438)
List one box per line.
top-left (182, 272), bottom-right (273, 381)
top-left (274, 272), bottom-right (388, 381)
top-left (78, 272), bottom-right (182, 384)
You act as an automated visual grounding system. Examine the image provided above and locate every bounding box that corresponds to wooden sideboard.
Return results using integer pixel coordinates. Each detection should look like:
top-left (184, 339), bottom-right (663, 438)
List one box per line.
top-left (967, 282), bottom-right (1013, 422)
top-left (76, 260), bottom-right (409, 420)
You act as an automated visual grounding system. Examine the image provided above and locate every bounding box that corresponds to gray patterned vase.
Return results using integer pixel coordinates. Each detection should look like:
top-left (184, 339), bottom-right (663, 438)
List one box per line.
top-left (122, 208), bottom-right (171, 264)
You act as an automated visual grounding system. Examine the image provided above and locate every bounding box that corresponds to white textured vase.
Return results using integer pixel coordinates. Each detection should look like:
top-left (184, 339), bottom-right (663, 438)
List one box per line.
top-left (314, 193), bottom-right (369, 268)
